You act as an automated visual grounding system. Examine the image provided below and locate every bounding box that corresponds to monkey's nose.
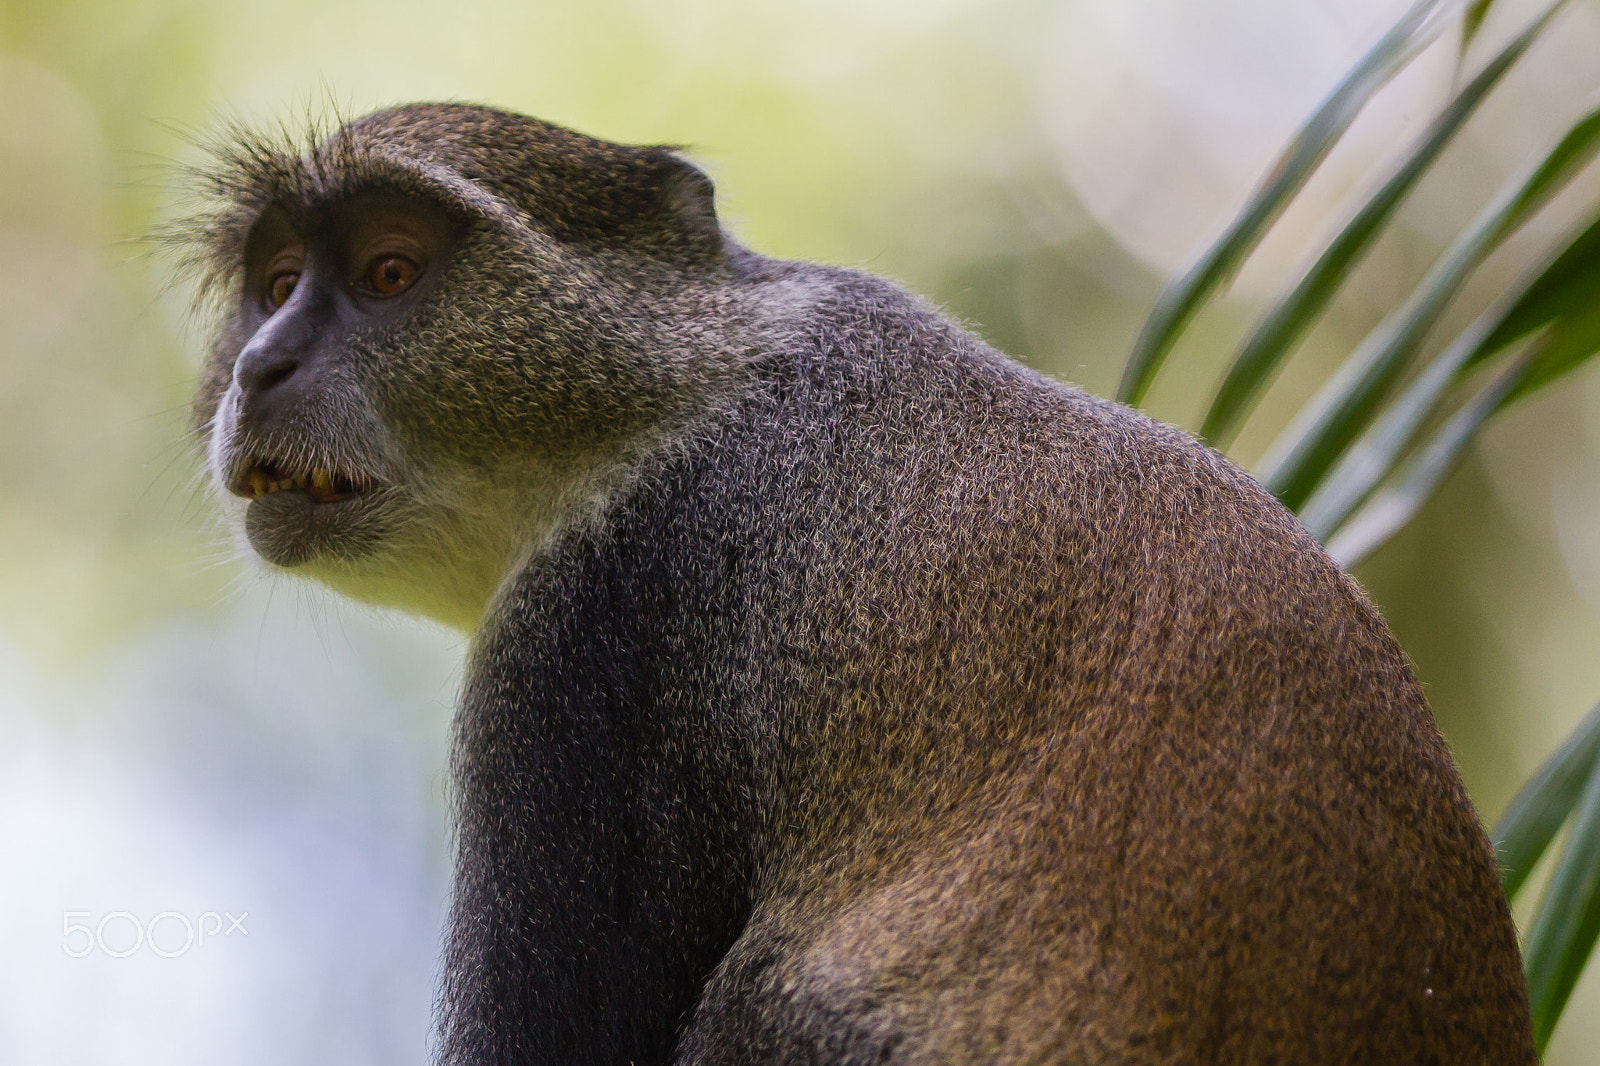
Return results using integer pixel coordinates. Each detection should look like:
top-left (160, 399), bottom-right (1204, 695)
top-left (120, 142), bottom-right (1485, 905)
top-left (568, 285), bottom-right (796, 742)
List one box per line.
top-left (234, 342), bottom-right (308, 431)
top-left (233, 305), bottom-right (319, 428)
top-left (236, 347), bottom-right (302, 395)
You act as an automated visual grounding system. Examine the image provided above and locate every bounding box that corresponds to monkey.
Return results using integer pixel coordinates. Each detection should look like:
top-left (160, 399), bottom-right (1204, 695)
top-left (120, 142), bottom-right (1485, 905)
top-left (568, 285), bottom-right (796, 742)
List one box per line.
top-left (174, 102), bottom-right (1535, 1064)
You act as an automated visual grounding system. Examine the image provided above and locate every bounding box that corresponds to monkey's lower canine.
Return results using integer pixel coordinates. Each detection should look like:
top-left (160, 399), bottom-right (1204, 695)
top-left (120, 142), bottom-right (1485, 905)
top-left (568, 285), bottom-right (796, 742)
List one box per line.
top-left (179, 103), bottom-right (1534, 1063)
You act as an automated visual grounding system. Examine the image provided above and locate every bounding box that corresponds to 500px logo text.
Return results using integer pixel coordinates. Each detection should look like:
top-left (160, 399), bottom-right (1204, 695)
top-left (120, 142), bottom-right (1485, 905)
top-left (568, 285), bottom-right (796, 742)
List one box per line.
top-left (62, 910), bottom-right (249, 958)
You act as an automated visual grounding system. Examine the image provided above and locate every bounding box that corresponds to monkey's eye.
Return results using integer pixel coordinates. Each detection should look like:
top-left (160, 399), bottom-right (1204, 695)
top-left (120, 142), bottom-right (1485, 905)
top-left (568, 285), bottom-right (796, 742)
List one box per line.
top-left (267, 270), bottom-right (300, 310)
top-left (363, 254), bottom-right (421, 297)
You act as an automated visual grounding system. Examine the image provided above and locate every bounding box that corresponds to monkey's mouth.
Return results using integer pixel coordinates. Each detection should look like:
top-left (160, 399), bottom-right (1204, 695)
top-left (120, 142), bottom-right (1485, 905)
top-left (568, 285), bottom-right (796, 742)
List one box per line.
top-left (226, 456), bottom-right (389, 567)
top-left (229, 458), bottom-right (374, 504)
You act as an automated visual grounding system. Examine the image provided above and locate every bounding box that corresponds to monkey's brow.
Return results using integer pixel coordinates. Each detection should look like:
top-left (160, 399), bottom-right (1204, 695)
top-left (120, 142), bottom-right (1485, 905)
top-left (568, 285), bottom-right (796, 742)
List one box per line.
top-left (182, 160), bottom-right (491, 280)
top-left (270, 162), bottom-right (512, 239)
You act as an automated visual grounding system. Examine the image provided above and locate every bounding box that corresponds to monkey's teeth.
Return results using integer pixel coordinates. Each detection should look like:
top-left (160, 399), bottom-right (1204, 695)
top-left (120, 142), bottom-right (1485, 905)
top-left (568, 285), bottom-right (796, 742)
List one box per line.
top-left (246, 467), bottom-right (325, 498)
top-left (236, 460), bottom-right (362, 502)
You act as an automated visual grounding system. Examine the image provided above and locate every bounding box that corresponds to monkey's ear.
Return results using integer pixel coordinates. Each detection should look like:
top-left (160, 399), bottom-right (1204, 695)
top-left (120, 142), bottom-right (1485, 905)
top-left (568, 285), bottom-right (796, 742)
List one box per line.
top-left (661, 157), bottom-right (716, 226)
top-left (543, 144), bottom-right (723, 255)
top-left (653, 152), bottom-right (720, 243)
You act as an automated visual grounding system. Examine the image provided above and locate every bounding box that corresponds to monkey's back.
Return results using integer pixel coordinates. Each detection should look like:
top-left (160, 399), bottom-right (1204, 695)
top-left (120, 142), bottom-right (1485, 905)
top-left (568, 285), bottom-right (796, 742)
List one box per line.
top-left (461, 265), bottom-right (1534, 1064)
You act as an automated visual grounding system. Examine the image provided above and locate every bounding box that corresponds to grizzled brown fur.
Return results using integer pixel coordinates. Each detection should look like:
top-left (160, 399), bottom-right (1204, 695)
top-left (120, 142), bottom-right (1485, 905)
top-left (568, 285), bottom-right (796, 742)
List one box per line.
top-left (179, 103), bottom-right (1535, 1064)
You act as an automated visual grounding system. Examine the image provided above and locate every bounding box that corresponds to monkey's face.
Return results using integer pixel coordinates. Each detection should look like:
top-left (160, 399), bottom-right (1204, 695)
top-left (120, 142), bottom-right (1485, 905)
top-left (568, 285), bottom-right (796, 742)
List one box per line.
top-left (194, 189), bottom-right (528, 628)
top-left (208, 192), bottom-right (453, 554)
top-left (193, 187), bottom-right (705, 631)
top-left (184, 104), bottom-right (733, 629)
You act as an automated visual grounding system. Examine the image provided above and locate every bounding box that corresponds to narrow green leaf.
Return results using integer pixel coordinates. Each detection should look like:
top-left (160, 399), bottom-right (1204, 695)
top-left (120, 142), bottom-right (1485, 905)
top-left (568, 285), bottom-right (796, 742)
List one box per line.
top-left (1506, 295), bottom-right (1600, 404)
top-left (1322, 347), bottom-right (1525, 567)
top-left (1256, 294), bottom-right (1464, 513)
top-left (1462, 0), bottom-right (1499, 51)
top-left (1206, 65), bottom-right (1592, 450)
top-left (1117, 0), bottom-right (1459, 407)
top-left (1296, 313), bottom-right (1488, 542)
top-left (1490, 700), bottom-right (1600, 901)
top-left (1305, 196), bottom-right (1600, 541)
top-left (1321, 292), bottom-right (1600, 567)
top-left (1256, 2), bottom-right (1575, 512)
top-left (1476, 207), bottom-right (1600, 363)
top-left (1522, 750), bottom-right (1600, 1051)
top-left (1301, 175), bottom-right (1600, 540)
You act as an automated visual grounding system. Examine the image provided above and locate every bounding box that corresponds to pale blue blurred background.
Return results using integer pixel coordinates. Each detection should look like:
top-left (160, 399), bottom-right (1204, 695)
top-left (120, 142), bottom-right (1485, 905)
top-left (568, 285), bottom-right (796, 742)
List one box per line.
top-left (4, 0), bottom-right (1600, 1061)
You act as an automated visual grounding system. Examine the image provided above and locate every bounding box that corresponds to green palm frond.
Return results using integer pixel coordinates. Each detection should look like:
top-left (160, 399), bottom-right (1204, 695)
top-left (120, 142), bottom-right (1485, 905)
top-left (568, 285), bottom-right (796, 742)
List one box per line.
top-left (1116, 0), bottom-right (1461, 408)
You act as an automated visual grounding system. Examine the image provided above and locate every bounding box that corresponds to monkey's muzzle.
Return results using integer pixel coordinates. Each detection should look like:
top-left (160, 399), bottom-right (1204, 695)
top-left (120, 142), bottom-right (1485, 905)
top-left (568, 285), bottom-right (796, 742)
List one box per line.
top-left (229, 457), bottom-right (382, 567)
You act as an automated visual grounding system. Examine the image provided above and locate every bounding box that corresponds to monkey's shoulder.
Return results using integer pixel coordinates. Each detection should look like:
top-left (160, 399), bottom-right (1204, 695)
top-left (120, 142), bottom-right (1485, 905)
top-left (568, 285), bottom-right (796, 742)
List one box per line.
top-left (493, 263), bottom-right (1380, 663)
top-left (733, 267), bottom-right (1322, 578)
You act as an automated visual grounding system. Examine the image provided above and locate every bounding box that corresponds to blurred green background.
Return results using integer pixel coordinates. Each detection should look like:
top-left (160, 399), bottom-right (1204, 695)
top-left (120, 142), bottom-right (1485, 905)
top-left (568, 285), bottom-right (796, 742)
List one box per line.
top-left (2, 0), bottom-right (1598, 1061)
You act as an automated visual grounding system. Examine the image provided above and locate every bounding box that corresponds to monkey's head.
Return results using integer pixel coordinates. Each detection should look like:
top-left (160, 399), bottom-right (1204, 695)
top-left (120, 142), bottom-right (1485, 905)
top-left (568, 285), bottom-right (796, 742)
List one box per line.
top-left (176, 103), bottom-right (735, 629)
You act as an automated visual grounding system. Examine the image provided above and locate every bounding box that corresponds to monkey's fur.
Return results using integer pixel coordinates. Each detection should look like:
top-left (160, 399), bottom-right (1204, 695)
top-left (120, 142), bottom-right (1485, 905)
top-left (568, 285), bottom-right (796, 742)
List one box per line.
top-left (179, 103), bottom-right (1535, 1064)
